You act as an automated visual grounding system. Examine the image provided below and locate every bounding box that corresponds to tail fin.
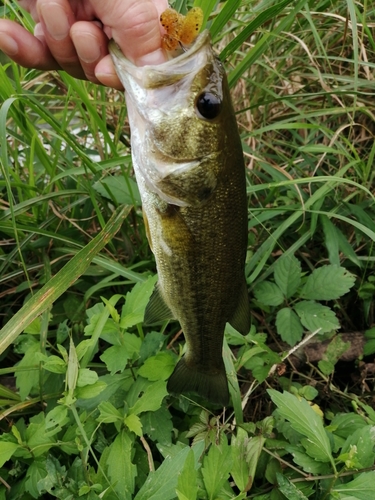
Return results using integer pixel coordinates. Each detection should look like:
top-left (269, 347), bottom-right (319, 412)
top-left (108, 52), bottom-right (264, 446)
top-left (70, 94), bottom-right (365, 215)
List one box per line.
top-left (167, 356), bottom-right (229, 406)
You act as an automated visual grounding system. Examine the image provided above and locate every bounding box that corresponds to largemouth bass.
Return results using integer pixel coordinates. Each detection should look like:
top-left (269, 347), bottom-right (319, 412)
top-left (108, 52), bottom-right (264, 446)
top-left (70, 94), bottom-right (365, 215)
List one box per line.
top-left (110, 31), bottom-right (250, 406)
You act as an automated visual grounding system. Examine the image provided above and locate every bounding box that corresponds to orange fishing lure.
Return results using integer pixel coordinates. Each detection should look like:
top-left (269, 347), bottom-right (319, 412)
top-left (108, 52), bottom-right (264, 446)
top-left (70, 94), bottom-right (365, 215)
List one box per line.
top-left (160, 7), bottom-right (203, 51)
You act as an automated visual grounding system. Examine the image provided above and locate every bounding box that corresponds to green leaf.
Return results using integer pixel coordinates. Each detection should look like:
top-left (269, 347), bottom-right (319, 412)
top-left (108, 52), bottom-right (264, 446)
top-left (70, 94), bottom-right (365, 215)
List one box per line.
top-left (107, 430), bottom-right (136, 500)
top-left (276, 307), bottom-right (304, 346)
top-left (274, 255), bottom-right (301, 298)
top-left (332, 471), bottom-right (375, 500)
top-left (201, 438), bottom-right (232, 499)
top-left (125, 414), bottom-right (143, 437)
top-left (276, 473), bottom-right (309, 499)
top-left (41, 354), bottom-right (67, 374)
top-left (268, 390), bottom-right (333, 465)
top-left (340, 426), bottom-right (375, 468)
top-left (247, 435), bottom-right (266, 490)
top-left (25, 459), bottom-right (47, 498)
top-left (75, 381), bottom-right (107, 399)
top-left (134, 446), bottom-right (190, 500)
top-left (300, 265), bottom-right (355, 300)
top-left (176, 449), bottom-right (198, 500)
top-left (285, 446), bottom-right (328, 474)
top-left (254, 281), bottom-right (284, 306)
top-left (294, 300), bottom-right (340, 333)
top-left (97, 401), bottom-right (122, 424)
top-left (129, 380), bottom-right (168, 416)
top-left (141, 406), bottom-right (173, 445)
top-left (77, 368), bottom-right (98, 387)
top-left (0, 442), bottom-right (19, 467)
top-left (93, 176), bottom-right (141, 205)
top-left (138, 352), bottom-right (175, 381)
top-left (100, 333), bottom-right (142, 374)
top-left (120, 275), bottom-right (158, 329)
top-left (231, 428), bottom-right (250, 492)
top-left (15, 341), bottom-right (40, 400)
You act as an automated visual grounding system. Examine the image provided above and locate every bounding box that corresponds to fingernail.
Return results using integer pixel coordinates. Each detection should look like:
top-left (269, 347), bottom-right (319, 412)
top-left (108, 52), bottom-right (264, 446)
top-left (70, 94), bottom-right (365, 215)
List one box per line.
top-left (72, 32), bottom-right (101, 64)
top-left (0, 33), bottom-right (18, 56)
top-left (136, 48), bottom-right (166, 66)
top-left (34, 23), bottom-right (45, 41)
top-left (39, 2), bottom-right (70, 41)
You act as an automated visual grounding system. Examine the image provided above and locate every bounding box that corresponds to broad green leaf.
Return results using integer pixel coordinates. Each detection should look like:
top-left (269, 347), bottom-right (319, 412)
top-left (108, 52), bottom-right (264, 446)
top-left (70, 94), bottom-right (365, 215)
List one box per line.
top-left (254, 281), bottom-right (284, 306)
top-left (330, 413), bottom-right (368, 439)
top-left (276, 473), bottom-right (309, 499)
top-left (300, 265), bottom-right (355, 300)
top-left (125, 414), bottom-right (143, 437)
top-left (97, 401), bottom-right (122, 424)
top-left (340, 426), bottom-right (375, 468)
top-left (0, 442), bottom-right (19, 467)
top-left (129, 380), bottom-right (168, 416)
top-left (75, 381), bottom-right (107, 399)
top-left (25, 460), bottom-right (47, 498)
top-left (285, 446), bottom-right (328, 474)
top-left (93, 176), bottom-right (141, 205)
top-left (100, 334), bottom-right (142, 374)
top-left (138, 352), bottom-right (175, 381)
top-left (274, 255), bottom-right (301, 298)
top-left (332, 471), bottom-right (375, 500)
top-left (176, 449), bottom-right (198, 500)
top-left (25, 414), bottom-right (57, 457)
top-left (276, 307), bottom-right (304, 346)
top-left (294, 300), bottom-right (340, 333)
top-left (202, 438), bottom-right (232, 499)
top-left (15, 342), bottom-right (40, 400)
top-left (107, 430), bottom-right (136, 500)
top-left (45, 406), bottom-right (69, 432)
top-left (246, 435), bottom-right (265, 491)
top-left (141, 406), bottom-right (173, 445)
top-left (135, 446), bottom-right (190, 500)
top-left (268, 390), bottom-right (333, 465)
top-left (231, 428), bottom-right (250, 492)
top-left (120, 275), bottom-right (158, 329)
top-left (77, 368), bottom-right (98, 387)
top-left (41, 355), bottom-right (67, 374)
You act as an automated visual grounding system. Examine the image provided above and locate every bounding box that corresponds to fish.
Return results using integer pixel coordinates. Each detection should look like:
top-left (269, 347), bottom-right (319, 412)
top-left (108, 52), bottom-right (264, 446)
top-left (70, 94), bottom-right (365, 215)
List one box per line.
top-left (109, 30), bottom-right (250, 406)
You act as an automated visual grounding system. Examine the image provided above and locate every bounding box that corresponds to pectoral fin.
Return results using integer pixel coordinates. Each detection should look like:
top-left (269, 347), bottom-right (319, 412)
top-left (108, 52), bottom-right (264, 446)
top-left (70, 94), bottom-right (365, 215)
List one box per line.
top-left (144, 282), bottom-right (175, 325)
top-left (229, 280), bottom-right (250, 335)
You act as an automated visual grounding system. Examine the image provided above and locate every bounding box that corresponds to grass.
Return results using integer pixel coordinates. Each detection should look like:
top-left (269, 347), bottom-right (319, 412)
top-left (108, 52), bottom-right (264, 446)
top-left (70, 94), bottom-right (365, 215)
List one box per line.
top-left (1, 0), bottom-right (375, 499)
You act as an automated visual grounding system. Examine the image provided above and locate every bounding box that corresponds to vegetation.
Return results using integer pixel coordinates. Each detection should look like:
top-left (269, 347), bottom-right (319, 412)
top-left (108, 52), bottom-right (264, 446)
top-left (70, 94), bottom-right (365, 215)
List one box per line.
top-left (1, 0), bottom-right (375, 498)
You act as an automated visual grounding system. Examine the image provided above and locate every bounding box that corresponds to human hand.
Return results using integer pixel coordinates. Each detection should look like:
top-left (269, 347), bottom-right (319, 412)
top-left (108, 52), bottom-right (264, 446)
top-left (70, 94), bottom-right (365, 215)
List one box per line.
top-left (0, 0), bottom-right (168, 89)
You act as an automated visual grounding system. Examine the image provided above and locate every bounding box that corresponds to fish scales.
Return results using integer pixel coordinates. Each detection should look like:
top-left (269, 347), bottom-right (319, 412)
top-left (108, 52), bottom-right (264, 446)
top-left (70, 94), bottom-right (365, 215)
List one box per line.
top-left (110, 31), bottom-right (250, 406)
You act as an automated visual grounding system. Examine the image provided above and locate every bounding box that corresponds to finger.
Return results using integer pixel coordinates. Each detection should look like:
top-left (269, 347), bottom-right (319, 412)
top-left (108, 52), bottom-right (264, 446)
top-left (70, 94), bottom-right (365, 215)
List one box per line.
top-left (36, 0), bottom-right (85, 79)
top-left (0, 19), bottom-right (59, 69)
top-left (70, 21), bottom-right (109, 84)
top-left (94, 54), bottom-right (123, 90)
top-left (91, 0), bottom-right (168, 66)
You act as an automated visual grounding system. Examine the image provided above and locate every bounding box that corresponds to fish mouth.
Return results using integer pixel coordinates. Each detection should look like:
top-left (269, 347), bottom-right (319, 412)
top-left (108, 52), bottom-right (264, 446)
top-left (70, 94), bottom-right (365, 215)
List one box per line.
top-left (109, 30), bottom-right (212, 88)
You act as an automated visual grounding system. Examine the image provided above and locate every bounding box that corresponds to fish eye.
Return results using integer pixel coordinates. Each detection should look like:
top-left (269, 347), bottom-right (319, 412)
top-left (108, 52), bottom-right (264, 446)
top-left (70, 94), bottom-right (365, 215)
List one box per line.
top-left (196, 92), bottom-right (222, 120)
